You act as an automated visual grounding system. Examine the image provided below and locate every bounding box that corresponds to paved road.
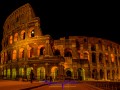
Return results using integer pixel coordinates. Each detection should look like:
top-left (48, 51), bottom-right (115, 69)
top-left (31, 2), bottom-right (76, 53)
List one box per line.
top-left (0, 80), bottom-right (103, 90)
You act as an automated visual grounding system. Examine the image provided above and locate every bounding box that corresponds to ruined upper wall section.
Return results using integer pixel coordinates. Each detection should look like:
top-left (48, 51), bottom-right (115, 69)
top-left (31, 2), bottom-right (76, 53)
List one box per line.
top-left (3, 3), bottom-right (36, 33)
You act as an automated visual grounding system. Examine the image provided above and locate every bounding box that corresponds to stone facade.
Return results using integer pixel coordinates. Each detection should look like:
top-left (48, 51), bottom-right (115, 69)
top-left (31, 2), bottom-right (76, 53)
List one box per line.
top-left (0, 3), bottom-right (120, 81)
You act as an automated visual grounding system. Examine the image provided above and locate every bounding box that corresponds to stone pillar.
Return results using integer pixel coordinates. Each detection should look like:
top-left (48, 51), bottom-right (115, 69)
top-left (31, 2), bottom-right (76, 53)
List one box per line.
top-left (44, 39), bottom-right (53, 56)
top-left (24, 46), bottom-right (28, 61)
top-left (104, 69), bottom-right (107, 80)
top-left (109, 54), bottom-right (112, 79)
top-left (97, 69), bottom-right (100, 80)
top-left (33, 64), bottom-right (37, 78)
top-left (16, 65), bottom-right (19, 79)
top-left (33, 47), bottom-right (37, 57)
top-left (45, 63), bottom-right (49, 76)
top-left (103, 54), bottom-right (107, 80)
top-left (10, 65), bottom-right (12, 79)
top-left (24, 64), bottom-right (27, 79)
top-left (89, 51), bottom-right (92, 79)
top-left (96, 52), bottom-right (99, 66)
top-left (73, 64), bottom-right (77, 79)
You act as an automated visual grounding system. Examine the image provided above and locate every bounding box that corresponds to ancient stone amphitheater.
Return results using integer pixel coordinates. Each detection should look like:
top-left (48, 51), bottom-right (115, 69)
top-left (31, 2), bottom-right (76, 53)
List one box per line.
top-left (0, 3), bottom-right (120, 81)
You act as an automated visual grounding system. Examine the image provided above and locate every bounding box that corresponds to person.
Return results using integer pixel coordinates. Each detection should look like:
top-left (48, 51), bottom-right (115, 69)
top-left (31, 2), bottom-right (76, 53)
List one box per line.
top-left (30, 70), bottom-right (34, 83)
top-left (50, 76), bottom-right (52, 82)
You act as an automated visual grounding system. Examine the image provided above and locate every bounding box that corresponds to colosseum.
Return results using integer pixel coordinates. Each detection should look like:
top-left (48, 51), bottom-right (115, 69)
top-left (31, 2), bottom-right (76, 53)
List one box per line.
top-left (0, 3), bottom-right (120, 81)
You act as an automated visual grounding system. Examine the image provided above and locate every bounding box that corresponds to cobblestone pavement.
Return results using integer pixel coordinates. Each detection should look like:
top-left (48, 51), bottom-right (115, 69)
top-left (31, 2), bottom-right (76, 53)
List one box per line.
top-left (0, 80), bottom-right (103, 90)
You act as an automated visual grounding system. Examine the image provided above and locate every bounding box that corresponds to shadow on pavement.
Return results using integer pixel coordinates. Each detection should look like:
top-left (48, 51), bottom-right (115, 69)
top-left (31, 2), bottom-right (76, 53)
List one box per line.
top-left (20, 83), bottom-right (48, 90)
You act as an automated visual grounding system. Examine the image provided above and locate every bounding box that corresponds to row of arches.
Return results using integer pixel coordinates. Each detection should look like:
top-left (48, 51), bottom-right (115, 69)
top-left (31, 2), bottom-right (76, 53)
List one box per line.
top-left (9, 29), bottom-right (35, 44)
top-left (2, 46), bottom-right (118, 65)
top-left (3, 28), bottom-right (35, 48)
top-left (3, 67), bottom-right (85, 80)
top-left (92, 69), bottom-right (116, 80)
top-left (3, 67), bottom-right (117, 80)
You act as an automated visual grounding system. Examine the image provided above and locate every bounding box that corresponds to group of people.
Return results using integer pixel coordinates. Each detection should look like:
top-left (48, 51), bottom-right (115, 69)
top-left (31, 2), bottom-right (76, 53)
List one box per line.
top-left (30, 70), bottom-right (53, 83)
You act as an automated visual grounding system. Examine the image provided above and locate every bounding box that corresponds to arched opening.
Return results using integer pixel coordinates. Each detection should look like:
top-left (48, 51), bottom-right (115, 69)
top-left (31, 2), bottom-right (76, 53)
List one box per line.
top-left (9, 36), bottom-right (13, 44)
top-left (19, 68), bottom-right (24, 78)
top-left (54, 49), bottom-right (60, 56)
top-left (91, 44), bottom-right (96, 51)
top-left (92, 53), bottom-right (96, 63)
top-left (30, 48), bottom-right (34, 57)
top-left (92, 69), bottom-right (97, 80)
top-left (40, 47), bottom-right (45, 56)
top-left (19, 48), bottom-right (24, 59)
top-left (64, 49), bottom-right (72, 57)
top-left (37, 67), bottom-right (45, 81)
top-left (21, 30), bottom-right (25, 40)
top-left (14, 33), bottom-right (18, 42)
top-left (99, 53), bottom-right (103, 63)
top-left (100, 69), bottom-right (104, 80)
top-left (66, 70), bottom-right (72, 77)
top-left (4, 69), bottom-right (6, 77)
top-left (12, 50), bottom-right (17, 60)
top-left (31, 30), bottom-right (35, 37)
top-left (12, 68), bottom-right (16, 79)
top-left (111, 54), bottom-right (114, 62)
top-left (77, 68), bottom-right (85, 80)
top-left (27, 67), bottom-right (33, 80)
top-left (105, 53), bottom-right (109, 65)
top-left (7, 51), bottom-right (11, 61)
top-left (7, 69), bottom-right (10, 79)
top-left (51, 66), bottom-right (58, 80)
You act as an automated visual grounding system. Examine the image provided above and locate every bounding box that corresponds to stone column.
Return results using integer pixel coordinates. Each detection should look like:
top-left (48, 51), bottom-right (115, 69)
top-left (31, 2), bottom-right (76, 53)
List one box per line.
top-left (89, 51), bottom-right (92, 79)
top-left (23, 64), bottom-right (27, 79)
top-left (103, 54), bottom-right (107, 80)
top-left (24, 46), bottom-right (28, 61)
top-left (10, 65), bottom-right (12, 79)
top-left (45, 63), bottom-right (49, 76)
top-left (73, 64), bottom-right (77, 79)
top-left (33, 64), bottom-right (37, 79)
top-left (109, 54), bottom-right (112, 79)
top-left (16, 65), bottom-right (19, 79)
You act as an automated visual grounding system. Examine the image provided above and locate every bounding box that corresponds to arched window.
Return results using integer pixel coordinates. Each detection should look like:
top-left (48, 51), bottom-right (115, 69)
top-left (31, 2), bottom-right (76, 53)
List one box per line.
top-left (39, 47), bottom-right (45, 56)
top-left (64, 49), bottom-right (72, 57)
top-left (111, 54), bottom-right (114, 62)
top-left (31, 30), bottom-right (35, 37)
top-left (9, 36), bottom-right (13, 44)
top-left (14, 33), bottom-right (18, 42)
top-left (54, 49), bottom-right (60, 56)
top-left (99, 53), bottom-right (103, 63)
top-left (105, 53), bottom-right (109, 64)
top-left (19, 48), bottom-right (24, 58)
top-left (91, 44), bottom-right (96, 51)
top-left (21, 30), bottom-right (25, 40)
top-left (7, 51), bottom-right (11, 61)
top-left (13, 50), bottom-right (17, 60)
top-left (92, 53), bottom-right (96, 63)
top-left (92, 69), bottom-right (97, 79)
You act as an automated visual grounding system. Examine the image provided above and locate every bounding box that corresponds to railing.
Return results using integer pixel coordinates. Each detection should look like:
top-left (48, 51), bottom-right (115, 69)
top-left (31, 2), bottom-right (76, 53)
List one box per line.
top-left (85, 81), bottom-right (120, 90)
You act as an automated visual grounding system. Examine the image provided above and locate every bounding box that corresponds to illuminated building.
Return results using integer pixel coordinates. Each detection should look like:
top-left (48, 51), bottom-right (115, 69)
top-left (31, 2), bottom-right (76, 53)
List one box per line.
top-left (0, 3), bottom-right (120, 81)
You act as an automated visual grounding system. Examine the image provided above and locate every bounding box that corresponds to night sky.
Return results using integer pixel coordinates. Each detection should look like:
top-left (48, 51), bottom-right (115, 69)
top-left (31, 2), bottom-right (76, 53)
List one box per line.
top-left (0, 0), bottom-right (119, 51)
